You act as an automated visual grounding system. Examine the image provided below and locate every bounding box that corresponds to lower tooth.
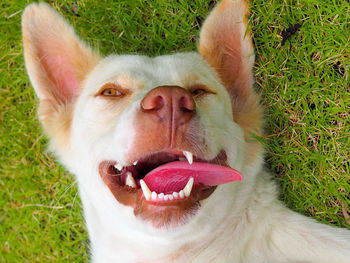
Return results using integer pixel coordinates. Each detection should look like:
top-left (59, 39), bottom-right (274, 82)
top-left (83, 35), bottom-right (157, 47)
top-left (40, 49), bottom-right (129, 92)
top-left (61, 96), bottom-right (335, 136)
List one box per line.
top-left (179, 190), bottom-right (185, 199)
top-left (168, 195), bottom-right (174, 201)
top-left (158, 193), bottom-right (164, 199)
top-left (151, 192), bottom-right (157, 200)
top-left (140, 180), bottom-right (151, 200)
top-left (183, 177), bottom-right (194, 197)
top-left (173, 192), bottom-right (179, 198)
top-left (164, 195), bottom-right (169, 201)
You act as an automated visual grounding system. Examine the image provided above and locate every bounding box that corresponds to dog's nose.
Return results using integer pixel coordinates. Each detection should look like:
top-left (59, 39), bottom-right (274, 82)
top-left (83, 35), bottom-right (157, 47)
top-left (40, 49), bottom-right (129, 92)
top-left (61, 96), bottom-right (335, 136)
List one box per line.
top-left (141, 86), bottom-right (196, 123)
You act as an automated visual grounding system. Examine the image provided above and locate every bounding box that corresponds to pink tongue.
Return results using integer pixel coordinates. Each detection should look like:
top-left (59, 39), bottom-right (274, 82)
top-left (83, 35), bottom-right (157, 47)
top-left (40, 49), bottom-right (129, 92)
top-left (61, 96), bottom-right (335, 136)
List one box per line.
top-left (143, 161), bottom-right (242, 194)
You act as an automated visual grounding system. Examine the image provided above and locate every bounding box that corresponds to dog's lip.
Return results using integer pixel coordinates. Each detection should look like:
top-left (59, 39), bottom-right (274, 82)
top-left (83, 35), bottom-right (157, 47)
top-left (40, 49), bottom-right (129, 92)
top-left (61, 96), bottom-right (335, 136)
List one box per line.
top-left (98, 149), bottom-right (239, 204)
top-left (98, 149), bottom-right (239, 227)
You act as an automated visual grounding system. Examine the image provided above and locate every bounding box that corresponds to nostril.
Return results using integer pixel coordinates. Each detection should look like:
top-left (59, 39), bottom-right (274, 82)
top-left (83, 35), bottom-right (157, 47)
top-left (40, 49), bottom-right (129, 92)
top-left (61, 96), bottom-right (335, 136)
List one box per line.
top-left (154, 96), bottom-right (164, 111)
top-left (179, 96), bottom-right (196, 112)
top-left (142, 95), bottom-right (164, 111)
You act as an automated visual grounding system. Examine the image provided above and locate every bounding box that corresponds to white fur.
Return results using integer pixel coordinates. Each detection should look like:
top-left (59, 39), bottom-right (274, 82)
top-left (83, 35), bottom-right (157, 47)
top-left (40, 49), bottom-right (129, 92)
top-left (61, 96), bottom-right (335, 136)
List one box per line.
top-left (61, 53), bottom-right (350, 263)
top-left (22, 2), bottom-right (350, 262)
top-left (68, 53), bottom-right (250, 262)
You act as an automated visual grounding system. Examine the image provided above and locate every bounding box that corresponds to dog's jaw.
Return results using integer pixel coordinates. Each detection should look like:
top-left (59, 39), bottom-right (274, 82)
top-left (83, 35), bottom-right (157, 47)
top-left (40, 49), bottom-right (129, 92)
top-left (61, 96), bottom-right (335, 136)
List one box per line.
top-left (97, 149), bottom-right (244, 228)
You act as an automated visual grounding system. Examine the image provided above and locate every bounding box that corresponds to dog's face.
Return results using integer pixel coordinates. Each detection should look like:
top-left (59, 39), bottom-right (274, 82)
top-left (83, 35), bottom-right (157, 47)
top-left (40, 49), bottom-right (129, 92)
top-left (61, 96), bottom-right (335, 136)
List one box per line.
top-left (23, 0), bottom-right (263, 236)
top-left (70, 53), bottom-right (247, 228)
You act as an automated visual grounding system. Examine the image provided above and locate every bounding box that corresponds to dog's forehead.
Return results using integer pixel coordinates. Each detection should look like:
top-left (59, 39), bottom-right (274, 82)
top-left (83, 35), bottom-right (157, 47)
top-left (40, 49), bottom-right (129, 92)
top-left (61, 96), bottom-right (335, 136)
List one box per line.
top-left (84, 52), bottom-right (222, 93)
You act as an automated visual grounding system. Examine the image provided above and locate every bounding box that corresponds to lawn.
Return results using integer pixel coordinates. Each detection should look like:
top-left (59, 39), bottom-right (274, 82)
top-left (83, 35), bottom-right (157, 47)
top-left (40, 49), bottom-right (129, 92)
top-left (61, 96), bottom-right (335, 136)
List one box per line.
top-left (1, 0), bottom-right (349, 262)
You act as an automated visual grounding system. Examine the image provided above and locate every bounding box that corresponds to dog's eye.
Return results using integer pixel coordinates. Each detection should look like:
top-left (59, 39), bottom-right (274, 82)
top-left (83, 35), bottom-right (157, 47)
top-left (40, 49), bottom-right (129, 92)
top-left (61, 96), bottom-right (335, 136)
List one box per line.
top-left (191, 88), bottom-right (207, 96)
top-left (101, 88), bottom-right (122, 96)
top-left (97, 83), bottom-right (126, 97)
top-left (190, 85), bottom-right (216, 97)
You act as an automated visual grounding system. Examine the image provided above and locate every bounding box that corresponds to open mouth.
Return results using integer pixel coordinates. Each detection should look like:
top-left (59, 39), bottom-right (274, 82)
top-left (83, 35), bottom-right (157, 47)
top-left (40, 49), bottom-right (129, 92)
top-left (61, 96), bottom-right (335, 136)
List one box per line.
top-left (99, 150), bottom-right (242, 204)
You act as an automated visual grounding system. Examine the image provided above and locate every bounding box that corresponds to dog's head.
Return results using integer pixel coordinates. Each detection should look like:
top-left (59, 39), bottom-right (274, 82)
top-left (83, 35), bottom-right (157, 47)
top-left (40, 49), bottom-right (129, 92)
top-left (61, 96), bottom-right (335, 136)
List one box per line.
top-left (22, 0), bottom-right (263, 235)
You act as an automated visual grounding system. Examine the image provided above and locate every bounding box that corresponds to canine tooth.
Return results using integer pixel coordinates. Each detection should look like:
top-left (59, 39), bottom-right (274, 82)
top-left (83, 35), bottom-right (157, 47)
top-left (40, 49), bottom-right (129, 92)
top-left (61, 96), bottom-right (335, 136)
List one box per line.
top-left (168, 195), bottom-right (174, 200)
top-left (114, 163), bottom-right (123, 171)
top-left (140, 180), bottom-right (151, 200)
top-left (151, 191), bottom-right (157, 200)
top-left (125, 172), bottom-right (136, 188)
top-left (133, 160), bottom-right (138, 166)
top-left (179, 190), bottom-right (185, 199)
top-left (173, 192), bottom-right (179, 199)
top-left (158, 193), bottom-right (164, 199)
top-left (164, 195), bottom-right (169, 201)
top-left (183, 177), bottom-right (194, 197)
top-left (183, 151), bottom-right (193, 165)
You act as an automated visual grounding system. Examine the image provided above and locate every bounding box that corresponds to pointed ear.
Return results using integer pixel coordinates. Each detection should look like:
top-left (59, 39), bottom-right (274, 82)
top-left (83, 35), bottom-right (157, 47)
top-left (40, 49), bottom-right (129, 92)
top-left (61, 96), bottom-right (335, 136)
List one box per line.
top-left (22, 3), bottom-right (100, 151)
top-left (22, 2), bottom-right (100, 106)
top-left (199, 0), bottom-right (263, 157)
top-left (199, 0), bottom-right (254, 99)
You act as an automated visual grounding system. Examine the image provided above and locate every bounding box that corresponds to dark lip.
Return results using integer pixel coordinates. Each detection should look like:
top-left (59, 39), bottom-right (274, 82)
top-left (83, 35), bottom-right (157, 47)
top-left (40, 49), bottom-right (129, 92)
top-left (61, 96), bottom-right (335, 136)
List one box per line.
top-left (98, 149), bottom-right (228, 227)
top-left (99, 149), bottom-right (228, 207)
top-left (99, 149), bottom-right (228, 190)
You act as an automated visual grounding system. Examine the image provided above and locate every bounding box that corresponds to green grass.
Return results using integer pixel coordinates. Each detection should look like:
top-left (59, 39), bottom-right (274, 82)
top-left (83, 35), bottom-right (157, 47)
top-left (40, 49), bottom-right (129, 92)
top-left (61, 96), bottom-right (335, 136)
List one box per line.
top-left (1, 0), bottom-right (349, 261)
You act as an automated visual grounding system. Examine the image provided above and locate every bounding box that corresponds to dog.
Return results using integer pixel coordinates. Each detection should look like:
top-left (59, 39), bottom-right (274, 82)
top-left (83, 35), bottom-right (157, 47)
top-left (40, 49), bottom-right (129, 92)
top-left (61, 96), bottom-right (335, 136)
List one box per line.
top-left (22, 0), bottom-right (350, 262)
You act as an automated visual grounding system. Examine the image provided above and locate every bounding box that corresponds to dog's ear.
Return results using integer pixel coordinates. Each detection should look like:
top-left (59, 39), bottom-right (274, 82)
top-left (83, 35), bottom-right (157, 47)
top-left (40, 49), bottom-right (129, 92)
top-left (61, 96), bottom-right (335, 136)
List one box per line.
top-left (22, 3), bottom-right (100, 104)
top-left (22, 3), bottom-right (100, 147)
top-left (199, 0), bottom-right (263, 143)
top-left (199, 0), bottom-right (254, 100)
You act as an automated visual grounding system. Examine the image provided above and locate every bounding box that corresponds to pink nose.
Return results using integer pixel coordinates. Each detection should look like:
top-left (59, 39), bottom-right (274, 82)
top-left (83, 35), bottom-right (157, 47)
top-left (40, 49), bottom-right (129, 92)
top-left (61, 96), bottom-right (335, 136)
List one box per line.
top-left (141, 86), bottom-right (196, 125)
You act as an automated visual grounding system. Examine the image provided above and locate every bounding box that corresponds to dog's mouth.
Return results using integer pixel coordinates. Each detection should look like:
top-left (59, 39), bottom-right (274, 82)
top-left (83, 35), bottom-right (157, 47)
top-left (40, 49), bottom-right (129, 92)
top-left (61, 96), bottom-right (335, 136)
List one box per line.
top-left (99, 150), bottom-right (242, 227)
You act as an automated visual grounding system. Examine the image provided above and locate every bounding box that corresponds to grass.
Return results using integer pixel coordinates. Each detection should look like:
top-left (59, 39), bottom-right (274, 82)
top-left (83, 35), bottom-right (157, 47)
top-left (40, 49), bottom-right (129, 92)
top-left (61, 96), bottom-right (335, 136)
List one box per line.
top-left (1, 0), bottom-right (349, 261)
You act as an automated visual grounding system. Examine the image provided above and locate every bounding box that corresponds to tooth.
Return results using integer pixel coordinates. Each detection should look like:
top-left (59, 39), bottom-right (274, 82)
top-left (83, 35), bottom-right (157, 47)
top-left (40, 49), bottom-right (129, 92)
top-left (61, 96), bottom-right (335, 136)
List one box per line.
top-left (158, 193), bottom-right (164, 199)
top-left (183, 177), bottom-right (194, 197)
top-left (168, 195), bottom-right (174, 200)
top-left (164, 195), bottom-right (169, 201)
top-left (183, 151), bottom-right (193, 165)
top-left (151, 191), bottom-right (157, 200)
top-left (114, 163), bottom-right (123, 171)
top-left (179, 190), bottom-right (185, 199)
top-left (133, 160), bottom-right (138, 166)
top-left (173, 192), bottom-right (179, 199)
top-left (140, 180), bottom-right (151, 200)
top-left (125, 172), bottom-right (136, 188)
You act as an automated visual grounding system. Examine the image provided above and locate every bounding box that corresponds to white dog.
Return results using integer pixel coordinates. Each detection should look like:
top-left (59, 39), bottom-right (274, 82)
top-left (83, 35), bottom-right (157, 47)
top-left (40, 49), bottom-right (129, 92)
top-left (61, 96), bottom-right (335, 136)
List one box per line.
top-left (22, 0), bottom-right (350, 262)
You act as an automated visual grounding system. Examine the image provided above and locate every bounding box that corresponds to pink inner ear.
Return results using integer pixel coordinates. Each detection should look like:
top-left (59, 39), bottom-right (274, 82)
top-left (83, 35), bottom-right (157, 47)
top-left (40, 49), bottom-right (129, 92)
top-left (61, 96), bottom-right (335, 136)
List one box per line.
top-left (42, 53), bottom-right (79, 101)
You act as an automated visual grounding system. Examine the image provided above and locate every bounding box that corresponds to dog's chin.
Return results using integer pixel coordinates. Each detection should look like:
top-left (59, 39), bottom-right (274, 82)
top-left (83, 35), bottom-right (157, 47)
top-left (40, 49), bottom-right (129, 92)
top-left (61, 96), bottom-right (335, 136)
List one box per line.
top-left (99, 150), bottom-right (237, 228)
